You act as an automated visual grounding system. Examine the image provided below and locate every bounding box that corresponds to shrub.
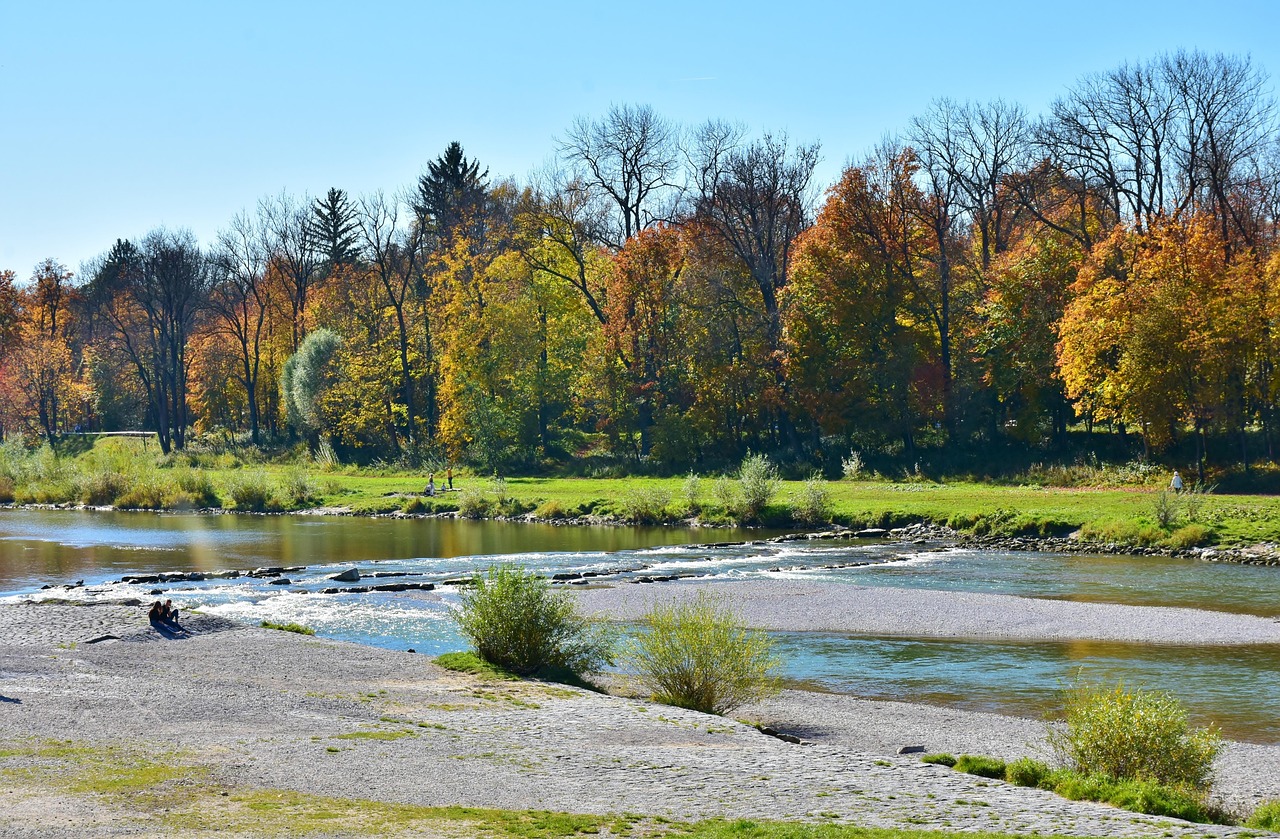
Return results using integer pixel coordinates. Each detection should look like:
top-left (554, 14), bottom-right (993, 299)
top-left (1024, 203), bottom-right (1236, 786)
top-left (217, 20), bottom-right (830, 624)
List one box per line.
top-left (79, 470), bottom-right (131, 506)
top-left (172, 468), bottom-right (218, 508)
top-left (1153, 490), bottom-right (1179, 529)
top-left (920, 753), bottom-right (956, 767)
top-left (1246, 799), bottom-right (1280, 830)
top-left (712, 475), bottom-right (739, 518)
top-left (737, 454), bottom-right (780, 523)
top-left (115, 480), bottom-right (166, 510)
top-left (1005, 757), bottom-right (1050, 787)
top-left (622, 487), bottom-right (671, 524)
top-left (1165, 523), bottom-right (1215, 549)
top-left (682, 472), bottom-right (703, 515)
top-left (790, 474), bottom-right (833, 525)
top-left (0, 476), bottom-right (13, 503)
top-left (279, 467), bottom-right (320, 508)
top-left (454, 564), bottom-right (613, 677)
top-left (402, 496), bottom-right (428, 514)
top-left (1049, 679), bottom-right (1221, 791)
top-left (953, 754), bottom-right (1007, 779)
top-left (841, 449), bottom-right (865, 480)
top-left (626, 591), bottom-right (780, 715)
top-left (227, 472), bottom-right (281, 512)
top-left (456, 486), bottom-right (493, 518)
top-left (260, 621), bottom-right (315, 635)
top-left (535, 499), bottom-right (568, 519)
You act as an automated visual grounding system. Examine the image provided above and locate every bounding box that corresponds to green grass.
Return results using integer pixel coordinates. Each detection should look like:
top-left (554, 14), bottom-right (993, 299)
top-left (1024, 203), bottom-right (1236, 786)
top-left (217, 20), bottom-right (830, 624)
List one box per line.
top-left (6, 436), bottom-right (1280, 546)
top-left (435, 650), bottom-right (521, 680)
top-left (260, 620), bottom-right (316, 635)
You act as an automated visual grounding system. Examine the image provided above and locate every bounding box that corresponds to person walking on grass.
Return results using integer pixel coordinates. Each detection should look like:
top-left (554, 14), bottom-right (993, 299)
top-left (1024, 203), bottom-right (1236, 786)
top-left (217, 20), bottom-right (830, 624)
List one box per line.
top-left (1170, 470), bottom-right (1184, 493)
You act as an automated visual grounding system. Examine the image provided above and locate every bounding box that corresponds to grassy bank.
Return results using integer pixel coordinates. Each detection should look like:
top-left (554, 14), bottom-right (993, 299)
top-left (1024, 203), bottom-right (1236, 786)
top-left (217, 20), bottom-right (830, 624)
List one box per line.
top-left (2, 436), bottom-right (1279, 547)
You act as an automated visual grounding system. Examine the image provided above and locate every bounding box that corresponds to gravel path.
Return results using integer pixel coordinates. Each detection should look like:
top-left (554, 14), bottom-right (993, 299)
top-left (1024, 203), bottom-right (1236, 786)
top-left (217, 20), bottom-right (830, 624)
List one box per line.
top-left (0, 601), bottom-right (1268, 838)
top-left (574, 578), bottom-right (1280, 644)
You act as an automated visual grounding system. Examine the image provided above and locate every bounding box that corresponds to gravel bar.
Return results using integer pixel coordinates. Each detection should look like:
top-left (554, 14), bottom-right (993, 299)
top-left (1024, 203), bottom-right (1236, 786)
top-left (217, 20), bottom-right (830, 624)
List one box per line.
top-left (0, 601), bottom-right (1269, 837)
top-left (575, 578), bottom-right (1280, 645)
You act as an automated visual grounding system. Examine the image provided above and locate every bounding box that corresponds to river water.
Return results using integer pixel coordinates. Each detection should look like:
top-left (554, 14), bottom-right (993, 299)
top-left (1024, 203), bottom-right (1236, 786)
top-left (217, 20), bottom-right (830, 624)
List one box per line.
top-left (3, 508), bottom-right (1278, 741)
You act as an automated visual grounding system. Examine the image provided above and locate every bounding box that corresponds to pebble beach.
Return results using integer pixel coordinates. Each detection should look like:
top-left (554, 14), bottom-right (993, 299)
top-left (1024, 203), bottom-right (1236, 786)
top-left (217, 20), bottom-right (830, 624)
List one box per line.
top-left (2, 587), bottom-right (1278, 837)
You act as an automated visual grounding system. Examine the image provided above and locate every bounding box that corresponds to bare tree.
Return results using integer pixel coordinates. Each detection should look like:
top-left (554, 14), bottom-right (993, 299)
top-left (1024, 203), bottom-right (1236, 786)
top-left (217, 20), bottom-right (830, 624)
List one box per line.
top-left (98, 230), bottom-right (209, 453)
top-left (359, 191), bottom-right (427, 448)
top-left (210, 210), bottom-right (274, 445)
top-left (263, 192), bottom-right (322, 349)
top-left (560, 104), bottom-right (681, 248)
top-left (691, 124), bottom-right (820, 443)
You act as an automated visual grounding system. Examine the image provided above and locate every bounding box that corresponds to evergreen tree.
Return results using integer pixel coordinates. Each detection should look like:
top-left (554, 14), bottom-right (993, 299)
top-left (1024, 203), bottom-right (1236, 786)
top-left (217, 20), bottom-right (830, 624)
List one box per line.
top-left (308, 188), bottom-right (361, 268)
top-left (415, 141), bottom-right (489, 242)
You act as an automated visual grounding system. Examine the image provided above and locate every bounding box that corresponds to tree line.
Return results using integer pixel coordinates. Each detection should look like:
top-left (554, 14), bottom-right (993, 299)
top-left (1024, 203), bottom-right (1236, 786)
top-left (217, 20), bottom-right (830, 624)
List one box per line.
top-left (2, 50), bottom-right (1278, 480)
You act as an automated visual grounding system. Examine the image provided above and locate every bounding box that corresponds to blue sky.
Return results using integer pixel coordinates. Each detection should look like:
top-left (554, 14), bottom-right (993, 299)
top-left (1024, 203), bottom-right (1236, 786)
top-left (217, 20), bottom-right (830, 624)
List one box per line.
top-left (2, 0), bottom-right (1279, 277)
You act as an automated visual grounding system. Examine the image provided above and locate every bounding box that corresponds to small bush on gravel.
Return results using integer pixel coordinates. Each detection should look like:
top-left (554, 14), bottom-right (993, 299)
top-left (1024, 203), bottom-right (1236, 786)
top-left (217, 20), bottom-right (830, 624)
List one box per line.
top-left (920, 753), bottom-right (956, 767)
top-left (261, 621), bottom-right (315, 635)
top-left (1049, 679), bottom-right (1221, 791)
top-left (454, 564), bottom-right (614, 678)
top-left (1246, 799), bottom-right (1280, 830)
top-left (953, 754), bottom-right (1007, 779)
top-left (1005, 757), bottom-right (1050, 787)
top-left (627, 591), bottom-right (780, 715)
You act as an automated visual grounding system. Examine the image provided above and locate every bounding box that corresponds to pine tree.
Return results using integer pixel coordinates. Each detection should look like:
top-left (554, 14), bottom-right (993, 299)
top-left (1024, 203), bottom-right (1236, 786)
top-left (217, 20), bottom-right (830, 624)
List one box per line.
top-left (415, 141), bottom-right (489, 242)
top-left (309, 188), bottom-right (361, 268)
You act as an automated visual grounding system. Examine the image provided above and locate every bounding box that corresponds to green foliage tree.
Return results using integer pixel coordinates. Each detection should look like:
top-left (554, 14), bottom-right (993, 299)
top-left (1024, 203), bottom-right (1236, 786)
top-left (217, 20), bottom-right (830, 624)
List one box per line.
top-left (281, 327), bottom-right (341, 441)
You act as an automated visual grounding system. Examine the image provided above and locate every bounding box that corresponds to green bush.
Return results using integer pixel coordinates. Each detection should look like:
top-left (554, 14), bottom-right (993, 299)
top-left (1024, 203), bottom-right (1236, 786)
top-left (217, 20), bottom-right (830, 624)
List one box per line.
top-left (227, 472), bottom-right (281, 512)
top-left (622, 487), bottom-right (670, 524)
top-left (0, 475), bottom-right (13, 503)
top-left (736, 454), bottom-right (780, 523)
top-left (456, 486), bottom-right (494, 518)
top-left (402, 496), bottom-right (428, 514)
top-left (920, 753), bottom-right (956, 767)
top-left (953, 754), bottom-right (1007, 779)
top-left (79, 470), bottom-right (132, 505)
top-left (626, 591), bottom-right (780, 715)
top-left (115, 480), bottom-right (166, 510)
top-left (682, 472), bottom-right (702, 515)
top-left (1005, 757), bottom-right (1050, 787)
top-left (172, 468), bottom-right (219, 508)
top-left (454, 564), bottom-right (613, 678)
top-left (1246, 799), bottom-right (1280, 830)
top-left (279, 467), bottom-right (319, 508)
top-left (789, 473), bottom-right (833, 525)
top-left (534, 499), bottom-right (568, 519)
top-left (1165, 523), bottom-right (1215, 549)
top-left (1049, 679), bottom-right (1221, 791)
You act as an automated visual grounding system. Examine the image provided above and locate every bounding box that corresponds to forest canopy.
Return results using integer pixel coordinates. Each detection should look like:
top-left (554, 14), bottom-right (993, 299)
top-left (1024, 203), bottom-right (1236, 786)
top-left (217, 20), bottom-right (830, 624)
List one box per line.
top-left (2, 52), bottom-right (1278, 481)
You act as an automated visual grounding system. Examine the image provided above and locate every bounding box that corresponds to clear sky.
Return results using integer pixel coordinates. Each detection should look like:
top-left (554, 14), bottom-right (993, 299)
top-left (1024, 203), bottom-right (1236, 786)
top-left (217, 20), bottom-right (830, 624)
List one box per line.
top-left (2, 0), bottom-right (1279, 278)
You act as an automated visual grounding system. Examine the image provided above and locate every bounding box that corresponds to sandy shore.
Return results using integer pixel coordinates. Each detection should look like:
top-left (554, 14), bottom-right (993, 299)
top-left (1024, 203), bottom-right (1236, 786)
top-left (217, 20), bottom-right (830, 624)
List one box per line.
top-left (575, 578), bottom-right (1280, 645)
top-left (0, 600), bottom-right (1271, 838)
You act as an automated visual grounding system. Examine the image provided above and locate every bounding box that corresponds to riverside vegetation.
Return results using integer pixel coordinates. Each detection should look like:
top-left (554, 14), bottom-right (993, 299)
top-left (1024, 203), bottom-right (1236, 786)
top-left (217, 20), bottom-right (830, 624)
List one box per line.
top-left (3, 435), bottom-right (1279, 549)
top-left (917, 680), bottom-right (1280, 826)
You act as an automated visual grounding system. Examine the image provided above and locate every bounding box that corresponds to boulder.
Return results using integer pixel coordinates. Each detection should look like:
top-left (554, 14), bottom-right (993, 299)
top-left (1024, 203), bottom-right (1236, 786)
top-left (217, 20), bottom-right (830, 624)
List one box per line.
top-left (330, 568), bottom-right (361, 583)
top-left (897, 745), bottom-right (926, 755)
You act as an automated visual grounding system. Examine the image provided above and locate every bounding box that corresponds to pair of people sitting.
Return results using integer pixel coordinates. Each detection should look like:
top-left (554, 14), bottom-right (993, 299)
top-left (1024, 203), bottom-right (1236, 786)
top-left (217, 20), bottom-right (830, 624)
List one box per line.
top-left (148, 599), bottom-right (184, 632)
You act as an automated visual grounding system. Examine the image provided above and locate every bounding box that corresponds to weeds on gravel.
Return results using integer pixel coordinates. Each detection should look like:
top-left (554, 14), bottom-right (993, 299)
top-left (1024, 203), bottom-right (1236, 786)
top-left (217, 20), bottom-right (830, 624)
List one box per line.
top-left (626, 591), bottom-right (780, 715)
top-left (454, 563), bottom-right (614, 678)
top-left (260, 620), bottom-right (315, 635)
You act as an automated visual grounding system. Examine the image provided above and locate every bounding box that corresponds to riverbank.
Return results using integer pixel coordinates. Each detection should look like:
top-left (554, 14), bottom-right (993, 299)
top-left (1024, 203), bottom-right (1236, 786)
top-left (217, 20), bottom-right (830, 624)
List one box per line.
top-left (0, 600), bottom-right (1265, 838)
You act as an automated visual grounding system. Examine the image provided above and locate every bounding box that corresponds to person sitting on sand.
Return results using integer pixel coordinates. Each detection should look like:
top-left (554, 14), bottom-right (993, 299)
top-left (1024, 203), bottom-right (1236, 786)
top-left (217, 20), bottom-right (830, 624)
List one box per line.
top-left (148, 600), bottom-right (164, 624)
top-left (162, 599), bottom-right (181, 628)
